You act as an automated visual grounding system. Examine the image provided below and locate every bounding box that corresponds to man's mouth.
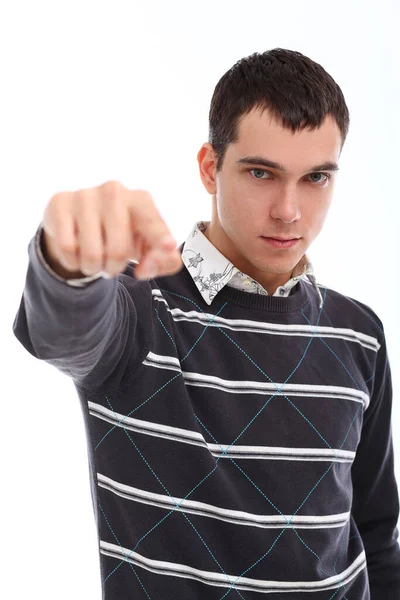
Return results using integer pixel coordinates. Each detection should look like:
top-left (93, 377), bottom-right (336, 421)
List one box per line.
top-left (261, 237), bottom-right (300, 248)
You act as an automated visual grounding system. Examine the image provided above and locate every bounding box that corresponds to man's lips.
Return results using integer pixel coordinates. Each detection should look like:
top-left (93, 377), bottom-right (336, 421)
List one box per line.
top-left (261, 237), bottom-right (300, 248)
top-left (262, 236), bottom-right (301, 241)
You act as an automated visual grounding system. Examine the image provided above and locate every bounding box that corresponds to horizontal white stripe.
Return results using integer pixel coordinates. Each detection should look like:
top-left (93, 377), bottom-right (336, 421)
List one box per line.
top-left (152, 289), bottom-right (380, 352)
top-left (97, 472), bottom-right (350, 529)
top-left (100, 540), bottom-right (366, 593)
top-left (143, 352), bottom-right (370, 410)
top-left (89, 402), bottom-right (355, 463)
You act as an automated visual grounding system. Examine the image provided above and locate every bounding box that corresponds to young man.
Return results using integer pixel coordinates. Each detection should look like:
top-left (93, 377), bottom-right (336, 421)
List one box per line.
top-left (13, 48), bottom-right (400, 599)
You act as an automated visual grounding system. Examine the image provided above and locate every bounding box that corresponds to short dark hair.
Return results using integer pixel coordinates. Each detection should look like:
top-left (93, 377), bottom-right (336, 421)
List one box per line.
top-left (208, 48), bottom-right (350, 172)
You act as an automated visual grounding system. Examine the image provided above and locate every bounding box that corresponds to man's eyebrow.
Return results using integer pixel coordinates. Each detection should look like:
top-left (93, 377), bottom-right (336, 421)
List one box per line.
top-left (236, 156), bottom-right (340, 172)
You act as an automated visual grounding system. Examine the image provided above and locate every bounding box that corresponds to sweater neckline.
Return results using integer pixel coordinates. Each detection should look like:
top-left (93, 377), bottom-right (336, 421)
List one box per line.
top-left (215, 278), bottom-right (310, 312)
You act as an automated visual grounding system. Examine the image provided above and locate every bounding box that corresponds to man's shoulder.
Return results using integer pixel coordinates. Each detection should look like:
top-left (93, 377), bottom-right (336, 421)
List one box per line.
top-left (316, 280), bottom-right (384, 339)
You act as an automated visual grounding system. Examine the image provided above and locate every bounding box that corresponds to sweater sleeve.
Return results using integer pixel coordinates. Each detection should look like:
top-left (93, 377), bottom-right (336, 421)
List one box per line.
top-left (11, 223), bottom-right (154, 390)
top-left (351, 323), bottom-right (400, 598)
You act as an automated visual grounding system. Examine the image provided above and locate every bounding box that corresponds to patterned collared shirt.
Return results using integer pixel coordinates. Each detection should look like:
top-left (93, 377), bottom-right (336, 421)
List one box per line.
top-left (181, 221), bottom-right (323, 308)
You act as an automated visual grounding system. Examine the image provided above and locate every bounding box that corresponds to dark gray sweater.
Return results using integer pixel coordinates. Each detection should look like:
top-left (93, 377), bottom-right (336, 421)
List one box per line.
top-left (12, 224), bottom-right (400, 599)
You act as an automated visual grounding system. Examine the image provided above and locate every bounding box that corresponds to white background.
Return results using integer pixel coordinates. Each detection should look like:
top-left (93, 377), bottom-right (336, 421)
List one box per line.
top-left (2, 0), bottom-right (399, 597)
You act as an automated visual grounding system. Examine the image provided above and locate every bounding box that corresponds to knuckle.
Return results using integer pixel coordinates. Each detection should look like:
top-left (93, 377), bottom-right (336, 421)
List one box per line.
top-left (102, 180), bottom-right (122, 198)
top-left (46, 193), bottom-right (65, 219)
top-left (76, 188), bottom-right (98, 211)
top-left (49, 191), bottom-right (65, 205)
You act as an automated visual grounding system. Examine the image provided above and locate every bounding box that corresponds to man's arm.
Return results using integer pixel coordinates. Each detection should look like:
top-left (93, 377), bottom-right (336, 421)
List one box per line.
top-left (351, 323), bottom-right (400, 598)
top-left (12, 223), bottom-right (153, 390)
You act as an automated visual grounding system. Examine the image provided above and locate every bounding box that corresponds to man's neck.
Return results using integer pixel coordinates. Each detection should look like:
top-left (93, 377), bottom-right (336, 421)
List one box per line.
top-left (202, 222), bottom-right (298, 295)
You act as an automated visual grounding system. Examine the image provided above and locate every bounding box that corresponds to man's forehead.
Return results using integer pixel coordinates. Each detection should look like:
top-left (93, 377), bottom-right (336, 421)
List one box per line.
top-left (239, 108), bottom-right (340, 137)
top-left (232, 111), bottom-right (342, 167)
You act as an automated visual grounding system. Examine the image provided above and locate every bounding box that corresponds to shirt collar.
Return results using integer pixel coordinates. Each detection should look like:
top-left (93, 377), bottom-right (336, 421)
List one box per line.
top-left (181, 221), bottom-right (323, 308)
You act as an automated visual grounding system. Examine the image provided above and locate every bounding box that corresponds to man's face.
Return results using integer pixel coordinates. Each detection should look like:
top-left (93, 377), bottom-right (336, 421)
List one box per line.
top-left (198, 107), bottom-right (342, 291)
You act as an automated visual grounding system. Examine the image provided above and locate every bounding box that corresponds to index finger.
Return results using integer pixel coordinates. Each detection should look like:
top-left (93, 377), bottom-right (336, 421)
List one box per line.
top-left (128, 189), bottom-right (176, 251)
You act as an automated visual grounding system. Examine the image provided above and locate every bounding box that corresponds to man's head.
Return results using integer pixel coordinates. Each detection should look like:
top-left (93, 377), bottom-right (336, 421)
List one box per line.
top-left (197, 48), bottom-right (350, 294)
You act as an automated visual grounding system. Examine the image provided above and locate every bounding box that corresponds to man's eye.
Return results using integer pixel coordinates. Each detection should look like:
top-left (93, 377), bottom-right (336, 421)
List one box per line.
top-left (307, 172), bottom-right (330, 184)
top-left (248, 169), bottom-right (331, 184)
top-left (249, 169), bottom-right (270, 179)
